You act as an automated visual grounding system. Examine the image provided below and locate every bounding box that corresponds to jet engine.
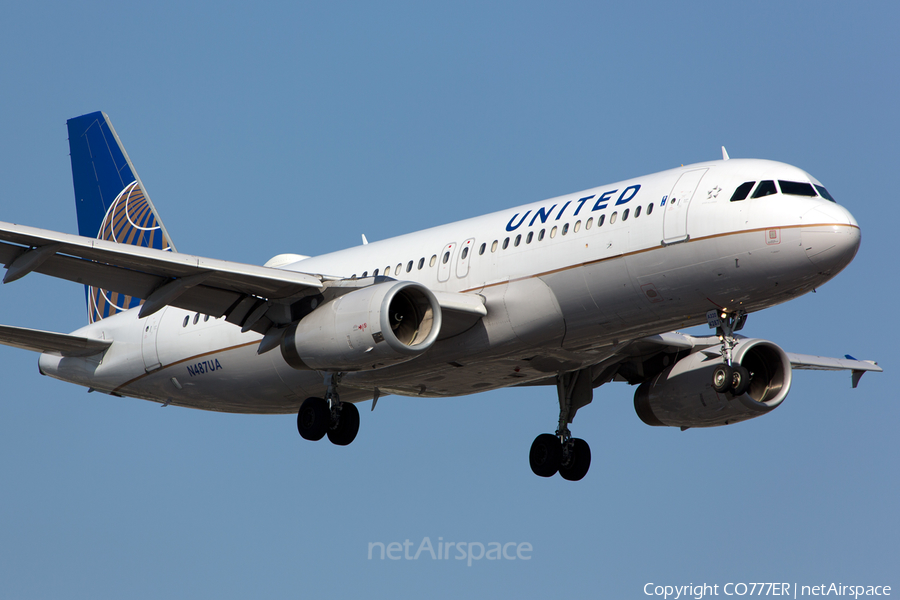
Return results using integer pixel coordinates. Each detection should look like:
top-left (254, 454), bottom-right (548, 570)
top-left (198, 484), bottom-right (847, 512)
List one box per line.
top-left (281, 280), bottom-right (442, 371)
top-left (633, 339), bottom-right (792, 428)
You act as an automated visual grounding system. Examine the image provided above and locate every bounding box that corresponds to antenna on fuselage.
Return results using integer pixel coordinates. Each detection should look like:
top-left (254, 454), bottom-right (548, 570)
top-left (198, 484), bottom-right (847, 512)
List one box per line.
top-left (722, 146), bottom-right (730, 160)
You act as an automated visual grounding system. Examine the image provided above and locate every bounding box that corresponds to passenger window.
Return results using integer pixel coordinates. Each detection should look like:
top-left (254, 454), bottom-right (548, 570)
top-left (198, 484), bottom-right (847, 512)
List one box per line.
top-left (526, 231), bottom-right (533, 244)
top-left (779, 181), bottom-right (817, 196)
top-left (574, 220), bottom-right (581, 232)
top-left (598, 214), bottom-right (605, 227)
top-left (430, 255), bottom-right (437, 267)
top-left (385, 265), bottom-right (390, 275)
top-left (538, 229), bottom-right (545, 241)
top-left (550, 226), bottom-right (557, 238)
top-left (204, 315), bottom-right (210, 322)
top-left (514, 234), bottom-right (521, 247)
top-left (461, 247), bottom-right (469, 260)
top-left (193, 313), bottom-right (199, 325)
top-left (406, 261), bottom-right (413, 273)
top-left (622, 209), bottom-right (629, 221)
top-left (396, 263), bottom-right (403, 274)
top-left (647, 203), bottom-right (653, 215)
top-left (374, 268), bottom-right (379, 276)
top-left (479, 243), bottom-right (486, 255)
top-left (183, 315), bottom-right (189, 327)
top-left (635, 206), bottom-right (641, 218)
top-left (562, 223), bottom-right (569, 235)
top-left (491, 240), bottom-right (498, 252)
top-left (752, 180), bottom-right (777, 198)
top-left (586, 217), bottom-right (593, 230)
top-left (418, 258), bottom-right (424, 269)
top-left (502, 238), bottom-right (509, 249)
top-left (730, 181), bottom-right (755, 202)
top-left (610, 212), bottom-right (618, 224)
top-left (442, 253), bottom-right (449, 264)
top-left (814, 185), bottom-right (836, 202)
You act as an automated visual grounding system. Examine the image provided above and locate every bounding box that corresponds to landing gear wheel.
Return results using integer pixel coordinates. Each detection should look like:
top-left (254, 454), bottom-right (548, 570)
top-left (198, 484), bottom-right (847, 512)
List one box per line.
top-left (529, 433), bottom-right (562, 477)
top-left (712, 364), bottom-right (734, 393)
top-left (559, 438), bottom-right (591, 481)
top-left (297, 397), bottom-right (329, 441)
top-left (327, 401), bottom-right (360, 446)
top-left (731, 365), bottom-right (751, 396)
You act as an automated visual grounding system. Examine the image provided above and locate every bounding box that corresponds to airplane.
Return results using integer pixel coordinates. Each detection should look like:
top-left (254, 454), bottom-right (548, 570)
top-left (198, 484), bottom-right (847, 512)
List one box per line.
top-left (0, 111), bottom-right (881, 481)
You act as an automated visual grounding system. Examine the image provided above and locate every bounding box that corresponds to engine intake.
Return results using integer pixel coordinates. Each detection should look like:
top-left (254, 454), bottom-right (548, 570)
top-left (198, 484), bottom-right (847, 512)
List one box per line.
top-left (634, 339), bottom-right (792, 428)
top-left (281, 281), bottom-right (442, 371)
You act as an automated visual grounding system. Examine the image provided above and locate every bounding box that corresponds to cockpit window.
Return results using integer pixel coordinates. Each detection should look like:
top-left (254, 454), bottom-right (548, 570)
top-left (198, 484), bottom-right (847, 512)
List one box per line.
top-left (751, 180), bottom-right (777, 198)
top-left (814, 185), bottom-right (836, 202)
top-left (778, 181), bottom-right (817, 197)
top-left (730, 181), bottom-right (755, 202)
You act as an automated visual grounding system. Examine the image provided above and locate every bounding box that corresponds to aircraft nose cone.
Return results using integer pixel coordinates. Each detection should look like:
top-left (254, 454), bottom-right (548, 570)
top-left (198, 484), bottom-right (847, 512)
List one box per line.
top-left (800, 202), bottom-right (860, 274)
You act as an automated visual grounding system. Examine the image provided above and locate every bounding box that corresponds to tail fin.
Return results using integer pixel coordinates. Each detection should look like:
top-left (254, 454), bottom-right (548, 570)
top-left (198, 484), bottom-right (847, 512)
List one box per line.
top-left (67, 111), bottom-right (176, 323)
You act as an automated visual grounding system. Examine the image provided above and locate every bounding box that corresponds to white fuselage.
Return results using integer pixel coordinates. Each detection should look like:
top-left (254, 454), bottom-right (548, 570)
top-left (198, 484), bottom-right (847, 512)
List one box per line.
top-left (38, 158), bottom-right (861, 413)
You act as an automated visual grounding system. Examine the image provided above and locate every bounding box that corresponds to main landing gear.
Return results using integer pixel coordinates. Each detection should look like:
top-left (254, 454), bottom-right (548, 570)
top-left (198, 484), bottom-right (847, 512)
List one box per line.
top-left (529, 369), bottom-right (593, 481)
top-left (297, 373), bottom-right (360, 446)
top-left (708, 309), bottom-right (751, 395)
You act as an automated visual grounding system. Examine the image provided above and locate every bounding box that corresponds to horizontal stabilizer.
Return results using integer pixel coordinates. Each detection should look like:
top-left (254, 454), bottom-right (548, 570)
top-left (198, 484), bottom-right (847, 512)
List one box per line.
top-left (0, 324), bottom-right (111, 357)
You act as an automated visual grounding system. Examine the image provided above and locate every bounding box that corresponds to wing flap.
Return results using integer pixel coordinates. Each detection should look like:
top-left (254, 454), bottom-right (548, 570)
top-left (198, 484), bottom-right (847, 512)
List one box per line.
top-left (0, 324), bottom-right (111, 357)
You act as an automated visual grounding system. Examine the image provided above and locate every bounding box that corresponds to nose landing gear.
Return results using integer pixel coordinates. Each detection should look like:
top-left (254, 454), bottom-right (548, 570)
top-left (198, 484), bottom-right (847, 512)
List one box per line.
top-left (708, 309), bottom-right (752, 395)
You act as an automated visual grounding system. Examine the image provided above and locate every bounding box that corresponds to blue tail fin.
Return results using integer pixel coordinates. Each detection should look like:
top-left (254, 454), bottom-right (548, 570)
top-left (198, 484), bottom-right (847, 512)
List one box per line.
top-left (67, 111), bottom-right (176, 323)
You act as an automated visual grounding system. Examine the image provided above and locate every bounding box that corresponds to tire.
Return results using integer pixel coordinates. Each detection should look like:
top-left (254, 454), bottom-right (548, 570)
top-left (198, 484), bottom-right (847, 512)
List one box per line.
top-left (731, 365), bottom-right (751, 396)
top-left (297, 397), bottom-right (329, 441)
top-left (327, 402), bottom-right (360, 446)
top-left (559, 438), bottom-right (592, 481)
top-left (712, 364), bottom-right (733, 393)
top-left (529, 433), bottom-right (562, 477)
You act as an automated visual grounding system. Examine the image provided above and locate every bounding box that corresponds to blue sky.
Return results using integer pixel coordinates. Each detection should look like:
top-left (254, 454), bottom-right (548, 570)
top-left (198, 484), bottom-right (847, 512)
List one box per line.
top-left (0, 2), bottom-right (897, 598)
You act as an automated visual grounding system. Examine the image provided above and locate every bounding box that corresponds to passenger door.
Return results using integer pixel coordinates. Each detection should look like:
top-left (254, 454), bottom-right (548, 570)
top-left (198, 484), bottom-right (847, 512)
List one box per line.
top-left (663, 168), bottom-right (708, 244)
top-left (141, 308), bottom-right (164, 372)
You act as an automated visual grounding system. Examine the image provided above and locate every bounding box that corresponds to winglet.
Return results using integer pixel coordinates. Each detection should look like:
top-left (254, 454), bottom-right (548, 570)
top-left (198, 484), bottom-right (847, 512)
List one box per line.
top-left (721, 146), bottom-right (730, 161)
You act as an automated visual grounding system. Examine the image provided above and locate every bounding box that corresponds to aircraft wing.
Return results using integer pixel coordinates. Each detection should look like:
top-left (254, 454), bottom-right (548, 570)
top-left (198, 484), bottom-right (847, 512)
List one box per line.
top-left (623, 333), bottom-right (882, 387)
top-left (0, 324), bottom-right (111, 357)
top-left (786, 352), bottom-right (882, 388)
top-left (0, 220), bottom-right (326, 328)
top-left (0, 221), bottom-right (487, 336)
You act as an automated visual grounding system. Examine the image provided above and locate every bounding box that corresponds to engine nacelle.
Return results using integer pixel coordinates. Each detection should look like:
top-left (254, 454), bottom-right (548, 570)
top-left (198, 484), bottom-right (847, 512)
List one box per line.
top-left (634, 339), bottom-right (793, 428)
top-left (281, 280), bottom-right (442, 371)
